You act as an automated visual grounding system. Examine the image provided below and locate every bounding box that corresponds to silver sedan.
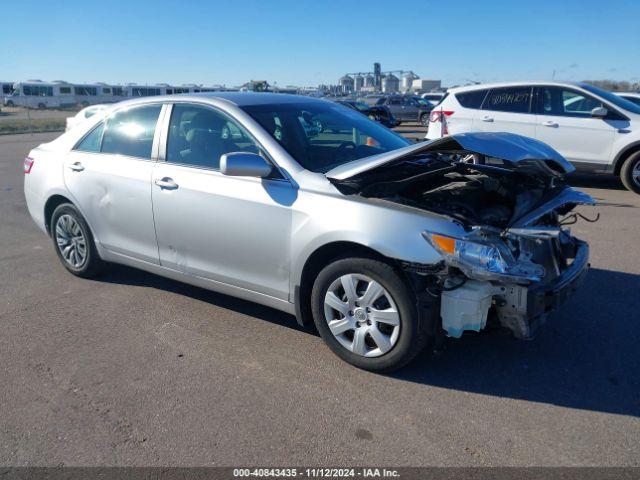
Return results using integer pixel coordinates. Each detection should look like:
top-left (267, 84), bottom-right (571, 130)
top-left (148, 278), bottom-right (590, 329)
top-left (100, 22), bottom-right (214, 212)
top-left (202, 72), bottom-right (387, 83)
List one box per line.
top-left (24, 93), bottom-right (593, 371)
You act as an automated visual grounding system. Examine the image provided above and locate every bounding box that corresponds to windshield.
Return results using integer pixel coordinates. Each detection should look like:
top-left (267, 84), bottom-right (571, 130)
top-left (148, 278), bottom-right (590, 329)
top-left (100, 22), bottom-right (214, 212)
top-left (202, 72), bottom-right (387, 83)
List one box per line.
top-left (242, 102), bottom-right (410, 173)
top-left (581, 83), bottom-right (640, 115)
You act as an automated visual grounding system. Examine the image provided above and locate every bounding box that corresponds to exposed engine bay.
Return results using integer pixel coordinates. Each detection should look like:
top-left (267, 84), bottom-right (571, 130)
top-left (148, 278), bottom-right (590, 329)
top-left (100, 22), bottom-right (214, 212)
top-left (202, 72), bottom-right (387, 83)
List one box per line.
top-left (336, 151), bottom-right (577, 230)
top-left (328, 139), bottom-right (596, 341)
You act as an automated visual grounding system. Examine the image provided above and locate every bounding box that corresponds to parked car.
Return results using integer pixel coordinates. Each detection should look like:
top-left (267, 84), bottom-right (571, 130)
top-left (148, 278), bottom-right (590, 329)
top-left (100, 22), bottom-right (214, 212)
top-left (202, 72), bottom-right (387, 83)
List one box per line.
top-left (334, 99), bottom-right (400, 128)
top-left (376, 95), bottom-right (433, 126)
top-left (616, 92), bottom-right (640, 107)
top-left (426, 81), bottom-right (640, 193)
top-left (65, 104), bottom-right (110, 131)
top-left (421, 92), bottom-right (446, 105)
top-left (24, 93), bottom-right (593, 372)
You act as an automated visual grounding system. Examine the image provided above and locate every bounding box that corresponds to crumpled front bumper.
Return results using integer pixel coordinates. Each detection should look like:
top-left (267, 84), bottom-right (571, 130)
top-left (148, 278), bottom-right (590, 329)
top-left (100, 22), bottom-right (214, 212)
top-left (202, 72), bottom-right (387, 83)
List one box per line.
top-left (495, 240), bottom-right (589, 339)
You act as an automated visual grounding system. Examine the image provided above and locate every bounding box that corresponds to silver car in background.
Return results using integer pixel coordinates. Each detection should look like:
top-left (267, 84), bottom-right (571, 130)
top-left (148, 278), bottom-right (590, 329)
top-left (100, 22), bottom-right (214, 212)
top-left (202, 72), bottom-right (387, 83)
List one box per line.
top-left (24, 93), bottom-right (594, 371)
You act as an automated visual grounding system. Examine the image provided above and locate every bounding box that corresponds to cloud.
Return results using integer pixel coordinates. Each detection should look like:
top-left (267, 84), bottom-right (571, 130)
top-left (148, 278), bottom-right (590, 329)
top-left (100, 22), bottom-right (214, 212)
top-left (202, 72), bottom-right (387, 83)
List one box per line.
top-left (569, 63), bottom-right (579, 69)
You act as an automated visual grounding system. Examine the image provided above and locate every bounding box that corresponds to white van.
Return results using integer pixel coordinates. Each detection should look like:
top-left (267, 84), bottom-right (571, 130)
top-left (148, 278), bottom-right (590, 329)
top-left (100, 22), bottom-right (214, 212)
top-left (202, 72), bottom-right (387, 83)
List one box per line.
top-left (427, 81), bottom-right (640, 193)
top-left (4, 80), bottom-right (76, 108)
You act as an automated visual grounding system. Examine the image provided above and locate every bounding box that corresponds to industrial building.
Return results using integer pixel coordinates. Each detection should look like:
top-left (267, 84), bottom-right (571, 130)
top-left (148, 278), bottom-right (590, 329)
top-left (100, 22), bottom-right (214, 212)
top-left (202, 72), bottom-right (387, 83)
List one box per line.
top-left (337, 63), bottom-right (441, 95)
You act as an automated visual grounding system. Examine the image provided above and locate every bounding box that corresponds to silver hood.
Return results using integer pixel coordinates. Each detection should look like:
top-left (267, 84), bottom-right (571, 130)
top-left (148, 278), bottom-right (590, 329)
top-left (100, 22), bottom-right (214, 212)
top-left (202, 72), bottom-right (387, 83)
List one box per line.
top-left (325, 132), bottom-right (575, 181)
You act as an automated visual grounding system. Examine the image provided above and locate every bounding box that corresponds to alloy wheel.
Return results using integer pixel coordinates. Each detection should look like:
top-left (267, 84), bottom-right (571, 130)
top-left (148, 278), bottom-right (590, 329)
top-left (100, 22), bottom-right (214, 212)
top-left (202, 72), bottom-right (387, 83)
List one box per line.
top-left (323, 274), bottom-right (401, 358)
top-left (55, 214), bottom-right (87, 268)
top-left (633, 159), bottom-right (640, 187)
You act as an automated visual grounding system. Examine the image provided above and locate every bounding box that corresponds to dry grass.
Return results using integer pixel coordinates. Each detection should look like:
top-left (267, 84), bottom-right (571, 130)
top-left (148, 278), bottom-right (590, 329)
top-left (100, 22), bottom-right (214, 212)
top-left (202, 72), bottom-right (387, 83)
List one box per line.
top-left (0, 118), bottom-right (65, 135)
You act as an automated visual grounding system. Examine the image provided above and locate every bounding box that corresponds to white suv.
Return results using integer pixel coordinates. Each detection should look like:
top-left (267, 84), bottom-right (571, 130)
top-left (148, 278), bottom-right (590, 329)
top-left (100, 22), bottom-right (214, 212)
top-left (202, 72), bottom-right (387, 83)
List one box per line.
top-left (427, 81), bottom-right (640, 193)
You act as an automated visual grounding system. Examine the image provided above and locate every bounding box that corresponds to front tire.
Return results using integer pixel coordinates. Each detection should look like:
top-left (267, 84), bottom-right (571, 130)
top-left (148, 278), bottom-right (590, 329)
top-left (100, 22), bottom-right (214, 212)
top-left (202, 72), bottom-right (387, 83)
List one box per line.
top-left (51, 203), bottom-right (105, 278)
top-left (620, 150), bottom-right (640, 194)
top-left (420, 113), bottom-right (429, 127)
top-left (311, 256), bottom-right (427, 372)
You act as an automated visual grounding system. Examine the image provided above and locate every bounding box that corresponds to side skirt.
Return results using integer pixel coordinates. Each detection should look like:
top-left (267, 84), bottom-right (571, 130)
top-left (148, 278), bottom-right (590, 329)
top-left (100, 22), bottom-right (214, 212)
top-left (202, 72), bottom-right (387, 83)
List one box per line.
top-left (101, 250), bottom-right (297, 316)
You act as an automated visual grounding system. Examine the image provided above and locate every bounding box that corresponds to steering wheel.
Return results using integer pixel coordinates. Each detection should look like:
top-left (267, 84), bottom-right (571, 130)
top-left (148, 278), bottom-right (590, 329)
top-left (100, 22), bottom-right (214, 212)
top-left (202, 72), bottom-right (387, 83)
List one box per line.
top-left (334, 141), bottom-right (357, 161)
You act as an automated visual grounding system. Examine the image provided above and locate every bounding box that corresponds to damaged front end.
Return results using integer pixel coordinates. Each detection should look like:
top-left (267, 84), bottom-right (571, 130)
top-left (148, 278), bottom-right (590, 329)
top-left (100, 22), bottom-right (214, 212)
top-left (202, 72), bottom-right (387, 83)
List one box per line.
top-left (422, 223), bottom-right (590, 339)
top-left (327, 132), bottom-right (595, 340)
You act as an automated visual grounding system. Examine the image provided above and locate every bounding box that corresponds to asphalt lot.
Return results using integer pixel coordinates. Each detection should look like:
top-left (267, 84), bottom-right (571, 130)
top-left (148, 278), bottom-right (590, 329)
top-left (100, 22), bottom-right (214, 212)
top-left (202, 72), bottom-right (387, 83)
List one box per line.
top-left (0, 131), bottom-right (638, 466)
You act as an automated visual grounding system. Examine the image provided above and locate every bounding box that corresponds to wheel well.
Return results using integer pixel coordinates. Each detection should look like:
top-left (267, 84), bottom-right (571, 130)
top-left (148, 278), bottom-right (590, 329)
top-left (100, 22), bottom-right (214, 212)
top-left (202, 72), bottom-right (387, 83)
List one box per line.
top-left (614, 144), bottom-right (640, 176)
top-left (44, 194), bottom-right (73, 235)
top-left (295, 242), bottom-right (393, 326)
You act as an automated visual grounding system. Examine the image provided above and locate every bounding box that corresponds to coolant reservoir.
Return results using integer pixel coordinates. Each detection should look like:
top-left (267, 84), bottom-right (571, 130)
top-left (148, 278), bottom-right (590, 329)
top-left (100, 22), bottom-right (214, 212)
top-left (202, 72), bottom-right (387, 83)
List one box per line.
top-left (440, 280), bottom-right (494, 338)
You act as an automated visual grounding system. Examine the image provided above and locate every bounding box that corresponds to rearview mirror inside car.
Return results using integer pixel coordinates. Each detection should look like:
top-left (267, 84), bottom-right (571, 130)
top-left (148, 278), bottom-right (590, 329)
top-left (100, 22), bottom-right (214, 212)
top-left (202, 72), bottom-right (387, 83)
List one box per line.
top-left (220, 152), bottom-right (273, 178)
top-left (591, 106), bottom-right (608, 118)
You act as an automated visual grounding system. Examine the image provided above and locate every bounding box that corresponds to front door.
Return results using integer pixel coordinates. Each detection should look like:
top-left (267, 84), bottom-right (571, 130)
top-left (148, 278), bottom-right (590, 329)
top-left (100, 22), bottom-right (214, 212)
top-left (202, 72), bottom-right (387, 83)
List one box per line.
top-left (151, 103), bottom-right (293, 300)
top-left (401, 96), bottom-right (420, 122)
top-left (385, 97), bottom-right (405, 120)
top-left (63, 104), bottom-right (163, 264)
top-left (534, 86), bottom-right (618, 166)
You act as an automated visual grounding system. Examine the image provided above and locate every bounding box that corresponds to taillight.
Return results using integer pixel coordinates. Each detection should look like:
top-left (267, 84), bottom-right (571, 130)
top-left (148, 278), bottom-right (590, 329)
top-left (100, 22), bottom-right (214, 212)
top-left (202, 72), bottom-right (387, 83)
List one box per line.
top-left (429, 110), bottom-right (454, 122)
top-left (24, 157), bottom-right (34, 174)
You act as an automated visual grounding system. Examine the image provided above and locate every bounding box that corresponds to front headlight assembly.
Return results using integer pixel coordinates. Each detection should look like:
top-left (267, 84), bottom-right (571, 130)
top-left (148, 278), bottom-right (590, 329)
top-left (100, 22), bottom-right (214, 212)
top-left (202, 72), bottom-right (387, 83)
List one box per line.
top-left (422, 231), bottom-right (544, 282)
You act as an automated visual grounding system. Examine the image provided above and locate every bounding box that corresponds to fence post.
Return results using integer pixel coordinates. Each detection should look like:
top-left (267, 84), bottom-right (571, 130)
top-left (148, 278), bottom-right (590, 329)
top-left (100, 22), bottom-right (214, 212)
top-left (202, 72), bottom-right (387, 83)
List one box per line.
top-left (26, 96), bottom-right (33, 135)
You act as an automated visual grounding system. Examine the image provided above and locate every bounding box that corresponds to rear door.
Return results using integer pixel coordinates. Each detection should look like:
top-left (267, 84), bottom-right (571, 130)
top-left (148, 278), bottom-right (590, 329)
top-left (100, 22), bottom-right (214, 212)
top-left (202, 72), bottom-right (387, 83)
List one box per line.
top-left (476, 86), bottom-right (536, 137)
top-left (64, 103), bottom-right (163, 264)
top-left (533, 86), bottom-right (618, 166)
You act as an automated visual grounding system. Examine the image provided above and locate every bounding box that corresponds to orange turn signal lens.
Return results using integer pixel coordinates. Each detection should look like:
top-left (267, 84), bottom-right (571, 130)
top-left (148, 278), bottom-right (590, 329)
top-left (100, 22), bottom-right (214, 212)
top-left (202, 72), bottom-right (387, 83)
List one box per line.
top-left (430, 234), bottom-right (456, 255)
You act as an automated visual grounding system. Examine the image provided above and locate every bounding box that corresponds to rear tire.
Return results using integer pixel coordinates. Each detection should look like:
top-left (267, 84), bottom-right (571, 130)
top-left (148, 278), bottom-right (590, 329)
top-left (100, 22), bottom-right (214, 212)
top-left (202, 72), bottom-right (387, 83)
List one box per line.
top-left (51, 203), bottom-right (105, 278)
top-left (311, 256), bottom-right (428, 372)
top-left (420, 113), bottom-right (429, 127)
top-left (620, 150), bottom-right (640, 194)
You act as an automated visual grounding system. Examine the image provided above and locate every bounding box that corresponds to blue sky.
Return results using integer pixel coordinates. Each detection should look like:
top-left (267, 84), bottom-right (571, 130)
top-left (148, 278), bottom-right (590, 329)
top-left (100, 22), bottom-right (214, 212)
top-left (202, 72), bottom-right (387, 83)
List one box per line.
top-left (2, 0), bottom-right (638, 88)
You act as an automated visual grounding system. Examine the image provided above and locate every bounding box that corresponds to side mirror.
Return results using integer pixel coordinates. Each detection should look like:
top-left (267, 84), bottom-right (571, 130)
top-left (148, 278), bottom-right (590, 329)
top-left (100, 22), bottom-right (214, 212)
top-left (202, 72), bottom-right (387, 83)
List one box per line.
top-left (591, 106), bottom-right (608, 118)
top-left (220, 152), bottom-right (273, 178)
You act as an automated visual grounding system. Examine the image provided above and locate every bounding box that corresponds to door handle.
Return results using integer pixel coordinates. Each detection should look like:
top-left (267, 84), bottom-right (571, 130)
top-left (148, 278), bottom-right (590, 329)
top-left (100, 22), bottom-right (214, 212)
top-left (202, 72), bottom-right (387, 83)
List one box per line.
top-left (481, 116), bottom-right (493, 122)
top-left (68, 162), bottom-right (84, 172)
top-left (154, 177), bottom-right (179, 190)
top-left (542, 121), bottom-right (559, 128)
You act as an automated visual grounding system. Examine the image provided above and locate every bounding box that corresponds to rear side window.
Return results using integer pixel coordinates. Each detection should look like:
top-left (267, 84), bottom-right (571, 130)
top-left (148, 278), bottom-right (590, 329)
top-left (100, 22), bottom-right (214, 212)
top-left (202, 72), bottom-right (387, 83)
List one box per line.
top-left (483, 87), bottom-right (532, 113)
top-left (456, 90), bottom-right (487, 109)
top-left (75, 123), bottom-right (105, 153)
top-left (101, 104), bottom-right (162, 159)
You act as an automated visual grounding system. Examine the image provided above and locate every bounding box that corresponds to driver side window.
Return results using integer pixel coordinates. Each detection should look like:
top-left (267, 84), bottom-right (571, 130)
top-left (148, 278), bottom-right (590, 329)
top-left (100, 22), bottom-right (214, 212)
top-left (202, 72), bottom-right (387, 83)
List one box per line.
top-left (166, 104), bottom-right (259, 170)
top-left (538, 87), bottom-right (603, 117)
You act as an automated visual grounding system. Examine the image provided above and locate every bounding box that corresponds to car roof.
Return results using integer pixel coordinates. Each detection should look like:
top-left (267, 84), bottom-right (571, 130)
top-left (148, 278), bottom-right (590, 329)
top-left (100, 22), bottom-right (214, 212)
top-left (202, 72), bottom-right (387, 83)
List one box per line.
top-left (110, 92), bottom-right (330, 110)
top-left (447, 81), bottom-right (587, 93)
top-left (178, 92), bottom-right (327, 106)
